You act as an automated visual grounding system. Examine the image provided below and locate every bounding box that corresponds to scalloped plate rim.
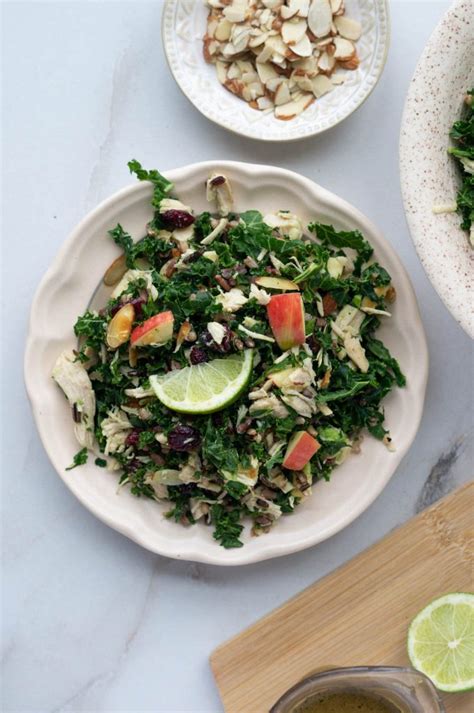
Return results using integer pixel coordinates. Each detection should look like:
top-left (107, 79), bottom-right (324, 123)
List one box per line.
top-left (24, 160), bottom-right (428, 566)
top-left (399, 0), bottom-right (474, 338)
top-left (161, 0), bottom-right (391, 142)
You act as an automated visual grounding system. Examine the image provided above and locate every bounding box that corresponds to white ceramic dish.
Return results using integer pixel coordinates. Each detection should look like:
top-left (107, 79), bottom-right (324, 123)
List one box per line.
top-left (162, 0), bottom-right (390, 142)
top-left (25, 161), bottom-right (428, 565)
top-left (400, 0), bottom-right (474, 339)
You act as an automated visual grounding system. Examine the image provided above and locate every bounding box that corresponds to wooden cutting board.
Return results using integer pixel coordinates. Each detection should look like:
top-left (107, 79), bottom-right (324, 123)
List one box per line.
top-left (211, 483), bottom-right (474, 713)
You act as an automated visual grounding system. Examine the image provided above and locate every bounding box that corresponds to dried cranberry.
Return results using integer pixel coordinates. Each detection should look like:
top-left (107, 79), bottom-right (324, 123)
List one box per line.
top-left (109, 303), bottom-right (122, 317)
top-left (126, 458), bottom-right (142, 472)
top-left (168, 425), bottom-right (201, 452)
top-left (129, 296), bottom-right (146, 319)
top-left (200, 326), bottom-right (231, 354)
top-left (161, 210), bottom-right (195, 229)
top-left (125, 430), bottom-right (140, 447)
top-left (220, 268), bottom-right (235, 280)
top-left (210, 175), bottom-right (225, 186)
top-left (110, 294), bottom-right (146, 318)
top-left (306, 335), bottom-right (321, 353)
top-left (190, 347), bottom-right (208, 365)
top-left (182, 249), bottom-right (203, 264)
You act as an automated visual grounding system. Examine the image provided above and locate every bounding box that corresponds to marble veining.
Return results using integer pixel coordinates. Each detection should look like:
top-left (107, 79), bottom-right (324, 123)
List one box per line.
top-left (2, 1), bottom-right (472, 712)
top-left (415, 437), bottom-right (467, 513)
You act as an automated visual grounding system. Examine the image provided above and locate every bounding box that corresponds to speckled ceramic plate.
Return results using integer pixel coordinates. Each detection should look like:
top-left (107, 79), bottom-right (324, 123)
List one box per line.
top-left (400, 0), bottom-right (474, 338)
top-left (162, 0), bottom-right (389, 142)
top-left (25, 161), bottom-right (428, 565)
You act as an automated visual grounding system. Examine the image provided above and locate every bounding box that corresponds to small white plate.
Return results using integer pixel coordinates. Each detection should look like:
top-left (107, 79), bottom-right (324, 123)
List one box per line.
top-left (162, 0), bottom-right (390, 142)
top-left (400, 0), bottom-right (474, 338)
top-left (25, 161), bottom-right (428, 565)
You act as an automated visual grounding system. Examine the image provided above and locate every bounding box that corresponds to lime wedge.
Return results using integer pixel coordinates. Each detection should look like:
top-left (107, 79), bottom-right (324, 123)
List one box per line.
top-left (149, 350), bottom-right (253, 414)
top-left (407, 592), bottom-right (474, 693)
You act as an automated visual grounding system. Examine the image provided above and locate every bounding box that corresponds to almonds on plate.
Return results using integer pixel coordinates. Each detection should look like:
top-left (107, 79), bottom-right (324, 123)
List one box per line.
top-left (203, 0), bottom-right (362, 120)
top-left (103, 254), bottom-right (127, 286)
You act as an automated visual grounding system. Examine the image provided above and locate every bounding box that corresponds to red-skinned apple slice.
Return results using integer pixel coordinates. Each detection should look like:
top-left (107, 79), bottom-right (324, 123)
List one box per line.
top-left (106, 303), bottom-right (135, 349)
top-left (266, 292), bottom-right (305, 350)
top-left (283, 431), bottom-right (320, 471)
top-left (131, 311), bottom-right (174, 347)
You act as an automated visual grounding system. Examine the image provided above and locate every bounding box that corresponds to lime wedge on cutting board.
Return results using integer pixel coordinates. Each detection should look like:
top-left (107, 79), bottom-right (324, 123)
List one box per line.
top-left (407, 592), bottom-right (474, 693)
top-left (149, 350), bottom-right (253, 414)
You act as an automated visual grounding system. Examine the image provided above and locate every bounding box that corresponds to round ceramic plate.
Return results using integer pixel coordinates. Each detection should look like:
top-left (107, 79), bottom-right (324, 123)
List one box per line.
top-left (162, 0), bottom-right (390, 141)
top-left (400, 0), bottom-right (474, 338)
top-left (25, 161), bottom-right (428, 565)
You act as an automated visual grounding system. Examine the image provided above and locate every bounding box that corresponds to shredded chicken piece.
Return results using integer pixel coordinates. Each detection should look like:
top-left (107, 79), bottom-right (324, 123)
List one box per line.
top-left (249, 394), bottom-right (289, 418)
top-left (52, 350), bottom-right (96, 449)
top-left (215, 287), bottom-right (248, 312)
top-left (111, 270), bottom-right (158, 301)
top-left (100, 408), bottom-right (132, 455)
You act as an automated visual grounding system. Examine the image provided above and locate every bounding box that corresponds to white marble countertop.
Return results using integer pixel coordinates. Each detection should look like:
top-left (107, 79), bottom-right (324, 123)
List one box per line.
top-left (2, 1), bottom-right (473, 711)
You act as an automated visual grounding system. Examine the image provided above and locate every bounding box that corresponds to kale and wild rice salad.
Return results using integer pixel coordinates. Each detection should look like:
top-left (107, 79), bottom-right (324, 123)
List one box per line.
top-left (53, 161), bottom-right (405, 549)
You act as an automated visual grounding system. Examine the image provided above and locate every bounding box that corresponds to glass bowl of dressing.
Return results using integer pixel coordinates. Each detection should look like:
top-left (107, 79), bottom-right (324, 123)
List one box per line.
top-left (269, 666), bottom-right (445, 713)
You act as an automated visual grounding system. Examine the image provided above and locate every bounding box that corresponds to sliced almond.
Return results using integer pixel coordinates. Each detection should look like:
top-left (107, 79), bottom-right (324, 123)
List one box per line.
top-left (232, 26), bottom-right (251, 52)
top-left (316, 36), bottom-right (333, 49)
top-left (274, 92), bottom-right (314, 119)
top-left (291, 0), bottom-right (310, 17)
top-left (103, 255), bottom-right (127, 286)
top-left (272, 16), bottom-right (284, 31)
top-left (266, 76), bottom-right (284, 92)
top-left (215, 60), bottom-right (228, 84)
top-left (254, 276), bottom-right (300, 291)
top-left (242, 69), bottom-right (259, 83)
top-left (256, 43), bottom-right (274, 63)
top-left (215, 18), bottom-right (232, 41)
top-left (242, 85), bottom-right (252, 101)
top-left (225, 77), bottom-right (244, 96)
top-left (333, 36), bottom-right (355, 60)
top-left (222, 42), bottom-right (238, 58)
top-left (334, 16), bottom-right (362, 41)
top-left (256, 61), bottom-right (279, 83)
top-left (248, 80), bottom-right (265, 99)
top-left (249, 31), bottom-right (268, 48)
top-left (265, 34), bottom-right (288, 56)
top-left (330, 0), bottom-right (343, 13)
top-left (227, 62), bottom-right (242, 79)
top-left (207, 18), bottom-right (219, 38)
top-left (292, 72), bottom-right (314, 92)
top-left (280, 5), bottom-right (298, 20)
top-left (293, 55), bottom-right (318, 74)
top-left (272, 53), bottom-right (288, 68)
top-left (257, 95), bottom-right (274, 110)
top-left (262, 0), bottom-right (284, 7)
top-left (236, 59), bottom-right (254, 74)
top-left (339, 52), bottom-right (359, 70)
top-left (260, 8), bottom-right (271, 25)
top-left (281, 19), bottom-right (307, 45)
top-left (223, 6), bottom-right (247, 24)
top-left (308, 0), bottom-right (332, 38)
top-left (318, 51), bottom-right (336, 73)
top-left (128, 345), bottom-right (138, 368)
top-left (174, 321), bottom-right (192, 352)
top-left (289, 33), bottom-right (312, 57)
top-left (203, 37), bottom-right (214, 63)
top-left (274, 80), bottom-right (292, 105)
top-left (311, 74), bottom-right (333, 97)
